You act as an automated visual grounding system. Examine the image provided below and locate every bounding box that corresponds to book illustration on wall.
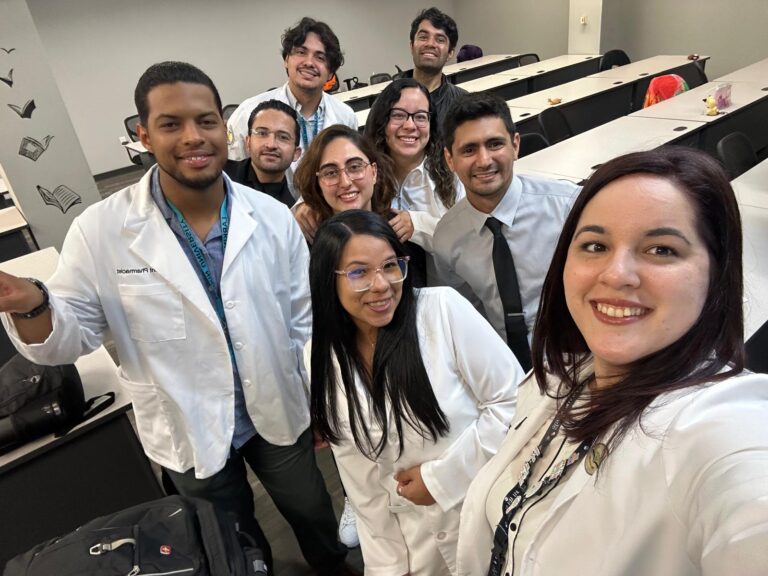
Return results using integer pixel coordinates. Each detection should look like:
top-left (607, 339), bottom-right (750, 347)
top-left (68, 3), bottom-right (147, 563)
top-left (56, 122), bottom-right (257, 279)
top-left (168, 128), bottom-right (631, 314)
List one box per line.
top-left (8, 99), bottom-right (35, 119)
top-left (0, 48), bottom-right (16, 54)
top-left (0, 69), bottom-right (12, 87)
top-left (35, 184), bottom-right (82, 214)
top-left (19, 135), bottom-right (54, 161)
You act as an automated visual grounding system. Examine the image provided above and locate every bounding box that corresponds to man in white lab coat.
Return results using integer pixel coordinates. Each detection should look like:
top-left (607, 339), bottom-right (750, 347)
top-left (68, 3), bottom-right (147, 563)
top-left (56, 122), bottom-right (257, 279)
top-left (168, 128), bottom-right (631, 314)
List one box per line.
top-left (0, 61), bottom-right (350, 576)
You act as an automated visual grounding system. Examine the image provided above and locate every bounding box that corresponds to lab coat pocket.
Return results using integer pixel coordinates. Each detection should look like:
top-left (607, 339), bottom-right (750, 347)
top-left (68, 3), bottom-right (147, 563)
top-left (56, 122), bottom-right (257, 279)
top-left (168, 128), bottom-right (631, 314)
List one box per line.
top-left (118, 283), bottom-right (186, 342)
top-left (117, 371), bottom-right (171, 463)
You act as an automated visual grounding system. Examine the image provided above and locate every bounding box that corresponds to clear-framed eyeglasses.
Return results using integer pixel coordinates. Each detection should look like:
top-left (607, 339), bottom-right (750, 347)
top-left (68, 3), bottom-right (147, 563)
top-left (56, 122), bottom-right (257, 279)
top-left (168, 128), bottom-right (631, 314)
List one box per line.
top-left (250, 128), bottom-right (295, 145)
top-left (335, 256), bottom-right (410, 292)
top-left (388, 108), bottom-right (431, 128)
top-left (317, 160), bottom-right (372, 187)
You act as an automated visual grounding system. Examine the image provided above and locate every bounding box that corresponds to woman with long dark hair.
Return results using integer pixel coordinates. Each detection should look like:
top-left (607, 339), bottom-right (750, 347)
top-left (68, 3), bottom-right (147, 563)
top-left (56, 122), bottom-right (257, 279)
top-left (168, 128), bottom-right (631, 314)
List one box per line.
top-left (365, 78), bottom-right (462, 254)
top-left (308, 210), bottom-right (523, 575)
top-left (457, 147), bottom-right (768, 576)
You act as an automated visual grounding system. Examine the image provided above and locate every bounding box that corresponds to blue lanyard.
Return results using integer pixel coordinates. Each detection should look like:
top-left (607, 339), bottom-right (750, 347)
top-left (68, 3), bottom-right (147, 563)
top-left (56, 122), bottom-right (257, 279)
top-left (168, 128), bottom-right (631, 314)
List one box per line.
top-left (298, 107), bottom-right (321, 148)
top-left (166, 195), bottom-right (234, 362)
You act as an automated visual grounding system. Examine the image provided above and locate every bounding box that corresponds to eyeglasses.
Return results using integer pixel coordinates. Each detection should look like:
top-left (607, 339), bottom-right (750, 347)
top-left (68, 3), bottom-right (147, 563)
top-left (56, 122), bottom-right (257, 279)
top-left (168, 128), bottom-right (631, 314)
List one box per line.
top-left (250, 128), bottom-right (295, 145)
top-left (388, 108), bottom-right (431, 128)
top-left (335, 257), bottom-right (410, 292)
top-left (317, 161), bottom-right (372, 186)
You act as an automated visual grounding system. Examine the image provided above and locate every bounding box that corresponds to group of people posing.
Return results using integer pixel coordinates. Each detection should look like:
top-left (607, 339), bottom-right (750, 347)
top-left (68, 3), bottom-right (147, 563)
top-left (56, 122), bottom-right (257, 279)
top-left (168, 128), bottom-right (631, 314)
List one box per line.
top-left (1, 6), bottom-right (766, 576)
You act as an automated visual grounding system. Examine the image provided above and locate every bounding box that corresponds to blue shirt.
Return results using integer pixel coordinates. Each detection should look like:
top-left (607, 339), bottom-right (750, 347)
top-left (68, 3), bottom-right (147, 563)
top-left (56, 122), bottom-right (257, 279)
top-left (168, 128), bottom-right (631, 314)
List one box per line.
top-left (150, 170), bottom-right (257, 449)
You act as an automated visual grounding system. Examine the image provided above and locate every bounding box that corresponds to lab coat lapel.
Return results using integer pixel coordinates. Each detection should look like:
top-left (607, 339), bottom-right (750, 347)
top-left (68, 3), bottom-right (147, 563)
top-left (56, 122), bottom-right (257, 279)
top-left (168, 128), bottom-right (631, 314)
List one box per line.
top-left (222, 184), bottom-right (257, 276)
top-left (122, 171), bottom-right (220, 328)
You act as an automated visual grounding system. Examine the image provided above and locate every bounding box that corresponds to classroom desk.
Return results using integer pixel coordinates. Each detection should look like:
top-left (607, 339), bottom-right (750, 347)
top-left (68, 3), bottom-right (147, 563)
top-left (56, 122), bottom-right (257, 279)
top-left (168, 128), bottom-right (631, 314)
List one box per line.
top-left (630, 80), bottom-right (768, 154)
top-left (514, 116), bottom-right (703, 182)
top-left (334, 80), bottom-right (392, 111)
top-left (740, 202), bottom-right (768, 341)
top-left (458, 54), bottom-right (601, 99)
top-left (589, 54), bottom-right (710, 110)
top-left (0, 248), bottom-right (163, 567)
top-left (507, 106), bottom-right (545, 134)
top-left (0, 206), bottom-right (33, 262)
top-left (506, 76), bottom-right (634, 135)
top-left (443, 53), bottom-right (520, 84)
top-left (716, 56), bottom-right (768, 83)
top-left (733, 158), bottom-right (768, 209)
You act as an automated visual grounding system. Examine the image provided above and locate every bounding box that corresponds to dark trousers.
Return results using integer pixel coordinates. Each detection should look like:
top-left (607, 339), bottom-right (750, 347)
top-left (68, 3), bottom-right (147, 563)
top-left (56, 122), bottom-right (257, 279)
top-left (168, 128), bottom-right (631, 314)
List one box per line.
top-left (165, 428), bottom-right (347, 575)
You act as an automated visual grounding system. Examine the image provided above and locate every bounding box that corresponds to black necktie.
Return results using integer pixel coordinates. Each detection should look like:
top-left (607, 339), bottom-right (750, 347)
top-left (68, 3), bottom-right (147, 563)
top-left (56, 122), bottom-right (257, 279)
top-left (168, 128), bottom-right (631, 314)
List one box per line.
top-left (485, 217), bottom-right (532, 371)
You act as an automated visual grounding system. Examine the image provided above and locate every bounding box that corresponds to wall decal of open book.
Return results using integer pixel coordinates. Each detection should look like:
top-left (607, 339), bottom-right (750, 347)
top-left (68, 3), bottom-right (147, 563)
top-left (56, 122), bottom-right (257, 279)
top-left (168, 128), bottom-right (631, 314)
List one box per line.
top-left (35, 184), bottom-right (82, 213)
top-left (19, 135), bottom-right (54, 161)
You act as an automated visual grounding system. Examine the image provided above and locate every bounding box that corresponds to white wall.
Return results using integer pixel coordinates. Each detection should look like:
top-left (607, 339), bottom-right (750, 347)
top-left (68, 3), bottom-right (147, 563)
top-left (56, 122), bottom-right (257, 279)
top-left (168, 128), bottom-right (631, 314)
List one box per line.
top-left (600, 0), bottom-right (768, 79)
top-left (568, 0), bottom-right (602, 54)
top-left (26, 0), bottom-right (456, 175)
top-left (453, 0), bottom-right (570, 58)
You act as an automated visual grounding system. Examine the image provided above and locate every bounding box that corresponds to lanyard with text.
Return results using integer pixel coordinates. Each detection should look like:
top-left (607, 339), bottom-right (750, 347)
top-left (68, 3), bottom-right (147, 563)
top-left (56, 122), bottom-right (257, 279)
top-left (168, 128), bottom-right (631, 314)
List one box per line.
top-left (298, 107), bottom-right (321, 149)
top-left (165, 195), bottom-right (235, 364)
top-left (487, 385), bottom-right (594, 576)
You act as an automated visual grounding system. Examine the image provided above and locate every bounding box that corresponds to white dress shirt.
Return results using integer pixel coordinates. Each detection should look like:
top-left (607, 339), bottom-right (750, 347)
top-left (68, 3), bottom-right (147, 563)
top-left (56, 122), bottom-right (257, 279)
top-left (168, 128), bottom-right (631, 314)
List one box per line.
top-left (432, 174), bottom-right (578, 343)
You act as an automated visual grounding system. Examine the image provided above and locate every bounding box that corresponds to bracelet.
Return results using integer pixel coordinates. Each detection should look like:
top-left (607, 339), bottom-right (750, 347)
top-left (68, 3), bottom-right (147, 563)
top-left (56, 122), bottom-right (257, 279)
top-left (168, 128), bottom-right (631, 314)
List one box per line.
top-left (11, 278), bottom-right (50, 319)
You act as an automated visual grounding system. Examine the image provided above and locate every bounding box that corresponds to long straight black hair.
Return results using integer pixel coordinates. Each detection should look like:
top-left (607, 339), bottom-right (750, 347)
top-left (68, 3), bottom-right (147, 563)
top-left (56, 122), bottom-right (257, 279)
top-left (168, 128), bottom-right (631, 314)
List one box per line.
top-left (309, 210), bottom-right (449, 458)
top-left (532, 147), bottom-right (744, 448)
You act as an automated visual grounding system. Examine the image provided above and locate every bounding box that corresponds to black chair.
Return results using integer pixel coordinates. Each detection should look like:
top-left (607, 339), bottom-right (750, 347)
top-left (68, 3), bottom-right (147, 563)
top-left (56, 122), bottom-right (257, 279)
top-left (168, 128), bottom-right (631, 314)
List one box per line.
top-left (537, 108), bottom-right (574, 145)
top-left (343, 77), bottom-right (368, 91)
top-left (516, 53), bottom-right (540, 67)
top-left (222, 104), bottom-right (238, 122)
top-left (518, 133), bottom-right (550, 158)
top-left (689, 61), bottom-right (709, 88)
top-left (369, 72), bottom-right (393, 85)
top-left (717, 132), bottom-right (758, 179)
top-left (745, 320), bottom-right (768, 373)
top-left (598, 49), bottom-right (631, 71)
top-left (123, 115), bottom-right (142, 166)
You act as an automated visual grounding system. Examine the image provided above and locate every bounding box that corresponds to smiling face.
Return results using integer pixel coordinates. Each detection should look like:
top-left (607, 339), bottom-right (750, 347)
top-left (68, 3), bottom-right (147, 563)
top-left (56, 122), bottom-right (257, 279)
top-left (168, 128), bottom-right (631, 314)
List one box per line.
top-left (138, 81), bottom-right (227, 194)
top-left (246, 108), bottom-right (300, 180)
top-left (384, 87), bottom-right (430, 168)
top-left (284, 31), bottom-right (331, 94)
top-left (336, 234), bottom-right (403, 339)
top-left (410, 19), bottom-right (454, 74)
top-left (445, 115), bottom-right (519, 213)
top-left (318, 137), bottom-right (377, 213)
top-left (563, 174), bottom-right (711, 382)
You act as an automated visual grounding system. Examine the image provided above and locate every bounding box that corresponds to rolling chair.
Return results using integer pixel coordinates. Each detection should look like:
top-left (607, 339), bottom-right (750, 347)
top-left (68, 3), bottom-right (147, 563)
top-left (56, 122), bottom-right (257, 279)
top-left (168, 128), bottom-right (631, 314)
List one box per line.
top-left (123, 114), bottom-right (142, 166)
top-left (518, 133), bottom-right (550, 158)
top-left (745, 320), bottom-right (768, 373)
top-left (690, 61), bottom-right (709, 88)
top-left (599, 49), bottom-right (631, 71)
top-left (716, 132), bottom-right (758, 179)
top-left (537, 107), bottom-right (574, 145)
top-left (343, 77), bottom-right (368, 91)
top-left (222, 104), bottom-right (238, 122)
top-left (516, 53), bottom-right (540, 67)
top-left (369, 72), bottom-right (393, 85)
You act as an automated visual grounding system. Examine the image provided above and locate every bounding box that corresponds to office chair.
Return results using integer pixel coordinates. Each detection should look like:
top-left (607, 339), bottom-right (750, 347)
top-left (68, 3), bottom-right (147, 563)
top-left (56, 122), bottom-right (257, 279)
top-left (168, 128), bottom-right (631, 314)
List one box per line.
top-left (745, 319), bottom-right (768, 373)
top-left (369, 72), bottom-right (393, 85)
top-left (123, 114), bottom-right (142, 166)
top-left (343, 77), bottom-right (368, 91)
top-left (716, 132), bottom-right (758, 179)
top-left (222, 104), bottom-right (238, 122)
top-left (518, 133), bottom-right (550, 158)
top-left (599, 49), bottom-right (631, 71)
top-left (689, 61), bottom-right (709, 88)
top-left (457, 44), bottom-right (483, 63)
top-left (642, 74), bottom-right (689, 108)
top-left (516, 53), bottom-right (540, 67)
top-left (323, 74), bottom-right (340, 93)
top-left (537, 107), bottom-right (574, 145)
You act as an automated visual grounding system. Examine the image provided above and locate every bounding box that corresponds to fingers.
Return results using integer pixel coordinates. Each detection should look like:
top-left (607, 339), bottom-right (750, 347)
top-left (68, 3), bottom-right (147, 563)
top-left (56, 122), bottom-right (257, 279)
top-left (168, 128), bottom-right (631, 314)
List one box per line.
top-left (292, 204), bottom-right (319, 243)
top-left (388, 214), bottom-right (413, 243)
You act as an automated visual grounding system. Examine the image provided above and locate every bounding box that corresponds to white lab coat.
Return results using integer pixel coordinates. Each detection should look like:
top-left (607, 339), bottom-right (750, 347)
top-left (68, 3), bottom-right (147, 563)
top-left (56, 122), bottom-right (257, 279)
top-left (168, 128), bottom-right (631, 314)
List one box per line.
top-left (306, 287), bottom-right (523, 576)
top-left (457, 370), bottom-right (768, 576)
top-left (2, 168), bottom-right (311, 479)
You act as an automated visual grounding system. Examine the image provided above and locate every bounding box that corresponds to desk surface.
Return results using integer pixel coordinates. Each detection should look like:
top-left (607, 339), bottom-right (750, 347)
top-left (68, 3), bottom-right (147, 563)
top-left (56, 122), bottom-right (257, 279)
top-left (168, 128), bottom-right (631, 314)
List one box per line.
top-left (589, 54), bottom-right (709, 79)
top-left (507, 105), bottom-right (545, 124)
top-left (458, 54), bottom-right (601, 92)
top-left (0, 247), bottom-right (126, 470)
top-left (124, 140), bottom-right (147, 154)
top-left (733, 158), bottom-right (768, 210)
top-left (741, 202), bottom-right (768, 340)
top-left (717, 57), bottom-right (768, 83)
top-left (506, 76), bottom-right (630, 110)
top-left (442, 53), bottom-right (520, 76)
top-left (631, 81), bottom-right (768, 123)
top-left (514, 115), bottom-right (705, 181)
top-left (0, 206), bottom-right (27, 234)
top-left (458, 71), bottom-right (532, 92)
top-left (335, 80), bottom-right (392, 103)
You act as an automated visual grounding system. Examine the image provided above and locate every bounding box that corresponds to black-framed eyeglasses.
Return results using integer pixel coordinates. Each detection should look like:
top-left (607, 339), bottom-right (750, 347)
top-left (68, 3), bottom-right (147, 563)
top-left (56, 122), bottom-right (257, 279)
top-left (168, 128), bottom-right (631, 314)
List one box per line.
top-left (317, 161), bottom-right (372, 186)
top-left (335, 256), bottom-right (410, 292)
top-left (388, 108), bottom-right (431, 127)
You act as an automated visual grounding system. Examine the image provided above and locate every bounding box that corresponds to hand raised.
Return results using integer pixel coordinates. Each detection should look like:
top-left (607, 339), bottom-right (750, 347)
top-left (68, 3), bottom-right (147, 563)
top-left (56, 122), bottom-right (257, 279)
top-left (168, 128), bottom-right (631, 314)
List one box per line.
top-left (388, 209), bottom-right (414, 243)
top-left (292, 202), bottom-right (320, 243)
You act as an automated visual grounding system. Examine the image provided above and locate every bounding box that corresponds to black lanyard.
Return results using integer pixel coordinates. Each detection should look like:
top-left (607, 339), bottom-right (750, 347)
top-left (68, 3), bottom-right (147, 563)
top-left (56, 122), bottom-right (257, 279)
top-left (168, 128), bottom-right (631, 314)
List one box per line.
top-left (487, 387), bottom-right (594, 576)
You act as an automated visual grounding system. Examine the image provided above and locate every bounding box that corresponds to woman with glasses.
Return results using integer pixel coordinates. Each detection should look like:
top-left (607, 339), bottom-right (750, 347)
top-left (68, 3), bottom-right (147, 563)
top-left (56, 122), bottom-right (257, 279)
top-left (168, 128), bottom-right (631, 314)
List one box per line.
top-left (456, 147), bottom-right (768, 576)
top-left (364, 78), bottom-right (463, 255)
top-left (294, 124), bottom-right (427, 285)
top-left (308, 209), bottom-right (523, 575)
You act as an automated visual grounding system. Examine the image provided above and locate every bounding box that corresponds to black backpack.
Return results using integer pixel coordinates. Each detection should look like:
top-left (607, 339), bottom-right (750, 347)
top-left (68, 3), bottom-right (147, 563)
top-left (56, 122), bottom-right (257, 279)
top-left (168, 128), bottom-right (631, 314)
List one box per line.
top-left (3, 495), bottom-right (268, 576)
top-left (0, 354), bottom-right (114, 453)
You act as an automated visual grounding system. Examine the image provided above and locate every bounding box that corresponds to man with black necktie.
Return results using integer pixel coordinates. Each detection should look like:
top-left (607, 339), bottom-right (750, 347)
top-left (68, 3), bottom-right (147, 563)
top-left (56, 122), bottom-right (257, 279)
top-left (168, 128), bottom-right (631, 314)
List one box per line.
top-left (433, 93), bottom-right (578, 370)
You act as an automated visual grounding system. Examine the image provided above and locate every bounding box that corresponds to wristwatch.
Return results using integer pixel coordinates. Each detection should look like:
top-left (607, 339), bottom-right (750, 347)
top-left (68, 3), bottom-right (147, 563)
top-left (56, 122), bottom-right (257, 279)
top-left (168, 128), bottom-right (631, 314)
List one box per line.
top-left (12, 278), bottom-right (50, 319)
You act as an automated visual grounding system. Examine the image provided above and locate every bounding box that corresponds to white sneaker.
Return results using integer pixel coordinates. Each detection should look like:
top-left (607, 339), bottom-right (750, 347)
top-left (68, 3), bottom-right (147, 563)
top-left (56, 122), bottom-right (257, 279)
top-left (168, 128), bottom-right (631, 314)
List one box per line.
top-left (338, 497), bottom-right (360, 548)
